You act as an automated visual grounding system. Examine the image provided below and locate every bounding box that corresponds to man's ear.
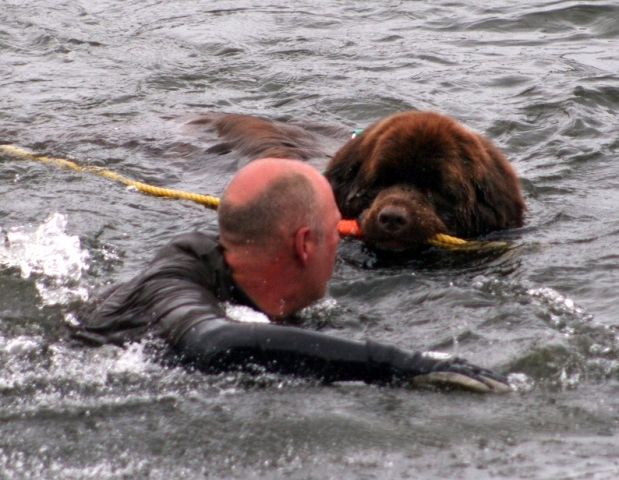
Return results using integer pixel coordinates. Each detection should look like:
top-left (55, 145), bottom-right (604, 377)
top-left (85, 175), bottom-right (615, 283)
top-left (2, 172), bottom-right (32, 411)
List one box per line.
top-left (293, 226), bottom-right (314, 267)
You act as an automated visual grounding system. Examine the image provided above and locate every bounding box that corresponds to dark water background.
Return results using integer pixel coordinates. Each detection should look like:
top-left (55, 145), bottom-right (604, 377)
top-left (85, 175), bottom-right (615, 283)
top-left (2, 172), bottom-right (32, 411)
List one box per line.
top-left (2, 0), bottom-right (619, 478)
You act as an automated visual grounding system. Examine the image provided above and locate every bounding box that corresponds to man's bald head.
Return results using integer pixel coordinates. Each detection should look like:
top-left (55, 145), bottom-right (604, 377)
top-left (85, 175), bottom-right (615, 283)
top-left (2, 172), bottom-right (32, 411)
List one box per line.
top-left (219, 158), bottom-right (341, 317)
top-left (218, 158), bottom-right (327, 250)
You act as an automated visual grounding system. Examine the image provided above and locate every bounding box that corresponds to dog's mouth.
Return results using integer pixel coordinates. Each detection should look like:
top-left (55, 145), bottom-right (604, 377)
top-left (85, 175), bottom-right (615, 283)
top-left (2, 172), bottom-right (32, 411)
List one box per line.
top-left (357, 210), bottom-right (434, 251)
top-left (368, 239), bottom-right (413, 252)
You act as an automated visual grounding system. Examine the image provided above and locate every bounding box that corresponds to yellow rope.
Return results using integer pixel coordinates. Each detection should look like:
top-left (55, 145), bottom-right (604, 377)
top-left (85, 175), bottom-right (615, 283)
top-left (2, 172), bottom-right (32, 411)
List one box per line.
top-left (427, 232), bottom-right (508, 250)
top-left (426, 233), bottom-right (471, 248)
top-left (0, 144), bottom-right (509, 251)
top-left (0, 144), bottom-right (220, 210)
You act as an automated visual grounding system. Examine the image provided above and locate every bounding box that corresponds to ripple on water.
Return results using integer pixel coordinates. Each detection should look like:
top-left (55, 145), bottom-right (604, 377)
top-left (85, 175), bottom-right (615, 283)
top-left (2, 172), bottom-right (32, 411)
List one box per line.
top-left (3, 0), bottom-right (619, 477)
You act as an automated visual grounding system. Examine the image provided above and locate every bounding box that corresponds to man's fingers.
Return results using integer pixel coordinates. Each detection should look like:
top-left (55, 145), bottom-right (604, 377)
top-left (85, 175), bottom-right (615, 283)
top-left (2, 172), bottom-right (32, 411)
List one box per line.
top-left (467, 367), bottom-right (511, 387)
top-left (414, 371), bottom-right (491, 393)
top-left (479, 375), bottom-right (512, 393)
top-left (413, 371), bottom-right (512, 393)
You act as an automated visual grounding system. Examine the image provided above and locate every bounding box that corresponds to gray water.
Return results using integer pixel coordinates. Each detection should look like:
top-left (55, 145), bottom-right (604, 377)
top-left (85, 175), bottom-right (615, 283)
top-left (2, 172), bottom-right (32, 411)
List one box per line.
top-left (2, 0), bottom-right (619, 478)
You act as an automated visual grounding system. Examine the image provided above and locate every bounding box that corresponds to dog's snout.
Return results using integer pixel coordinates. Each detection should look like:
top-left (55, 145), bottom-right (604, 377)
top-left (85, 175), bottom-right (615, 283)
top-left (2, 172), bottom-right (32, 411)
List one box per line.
top-left (377, 206), bottom-right (409, 233)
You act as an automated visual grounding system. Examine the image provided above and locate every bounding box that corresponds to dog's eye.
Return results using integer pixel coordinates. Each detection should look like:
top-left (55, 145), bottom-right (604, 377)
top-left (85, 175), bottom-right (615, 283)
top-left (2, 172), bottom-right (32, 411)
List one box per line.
top-left (345, 186), bottom-right (363, 202)
top-left (350, 191), bottom-right (376, 207)
top-left (347, 189), bottom-right (375, 203)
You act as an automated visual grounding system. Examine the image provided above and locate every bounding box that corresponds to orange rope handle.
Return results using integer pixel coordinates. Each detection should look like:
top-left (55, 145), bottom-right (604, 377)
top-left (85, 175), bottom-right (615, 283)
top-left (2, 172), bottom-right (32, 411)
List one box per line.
top-left (337, 219), bottom-right (362, 237)
top-left (336, 218), bottom-right (484, 249)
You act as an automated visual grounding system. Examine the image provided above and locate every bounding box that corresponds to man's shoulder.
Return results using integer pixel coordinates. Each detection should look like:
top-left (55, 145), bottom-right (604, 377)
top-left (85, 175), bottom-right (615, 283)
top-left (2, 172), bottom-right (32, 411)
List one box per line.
top-left (154, 231), bottom-right (221, 261)
top-left (167, 230), bottom-right (220, 250)
top-left (76, 230), bottom-right (229, 346)
top-left (151, 231), bottom-right (236, 300)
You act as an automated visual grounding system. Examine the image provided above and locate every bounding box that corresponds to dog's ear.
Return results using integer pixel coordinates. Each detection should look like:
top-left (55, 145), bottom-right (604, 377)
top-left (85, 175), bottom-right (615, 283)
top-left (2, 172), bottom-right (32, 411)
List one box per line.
top-left (324, 160), bottom-right (369, 219)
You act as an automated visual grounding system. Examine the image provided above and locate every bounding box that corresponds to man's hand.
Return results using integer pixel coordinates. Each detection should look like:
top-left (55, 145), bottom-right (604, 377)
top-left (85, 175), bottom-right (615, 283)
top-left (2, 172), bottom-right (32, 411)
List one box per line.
top-left (412, 353), bottom-right (511, 393)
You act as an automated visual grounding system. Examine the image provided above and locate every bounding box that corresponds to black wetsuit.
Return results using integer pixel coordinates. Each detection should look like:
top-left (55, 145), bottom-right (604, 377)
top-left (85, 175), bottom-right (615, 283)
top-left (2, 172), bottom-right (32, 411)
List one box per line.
top-left (77, 232), bottom-right (506, 386)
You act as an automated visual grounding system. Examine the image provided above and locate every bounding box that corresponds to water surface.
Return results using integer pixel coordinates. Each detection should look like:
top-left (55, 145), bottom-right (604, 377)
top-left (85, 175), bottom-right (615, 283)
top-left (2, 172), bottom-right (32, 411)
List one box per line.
top-left (2, 1), bottom-right (619, 478)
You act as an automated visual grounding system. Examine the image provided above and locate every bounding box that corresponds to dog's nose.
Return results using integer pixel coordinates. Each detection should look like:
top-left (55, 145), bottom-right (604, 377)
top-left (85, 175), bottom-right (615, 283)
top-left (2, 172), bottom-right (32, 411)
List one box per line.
top-left (377, 206), bottom-right (409, 233)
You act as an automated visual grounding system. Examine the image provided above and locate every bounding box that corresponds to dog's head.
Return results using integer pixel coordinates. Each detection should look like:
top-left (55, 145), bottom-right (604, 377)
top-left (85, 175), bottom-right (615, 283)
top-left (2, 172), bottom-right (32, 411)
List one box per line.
top-left (326, 110), bottom-right (526, 250)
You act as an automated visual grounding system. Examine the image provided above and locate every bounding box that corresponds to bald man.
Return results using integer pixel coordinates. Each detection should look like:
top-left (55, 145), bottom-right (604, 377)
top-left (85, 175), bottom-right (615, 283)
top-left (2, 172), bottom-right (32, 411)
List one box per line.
top-left (76, 159), bottom-right (510, 393)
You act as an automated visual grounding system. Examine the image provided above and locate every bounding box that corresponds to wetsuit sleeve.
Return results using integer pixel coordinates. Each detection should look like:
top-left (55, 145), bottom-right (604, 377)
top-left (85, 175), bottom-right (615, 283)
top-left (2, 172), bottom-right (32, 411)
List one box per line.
top-left (176, 319), bottom-right (510, 392)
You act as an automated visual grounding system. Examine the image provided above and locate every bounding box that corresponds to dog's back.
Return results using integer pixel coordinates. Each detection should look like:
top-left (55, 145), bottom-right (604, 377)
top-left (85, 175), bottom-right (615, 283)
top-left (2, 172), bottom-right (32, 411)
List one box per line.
top-left (185, 113), bottom-right (350, 167)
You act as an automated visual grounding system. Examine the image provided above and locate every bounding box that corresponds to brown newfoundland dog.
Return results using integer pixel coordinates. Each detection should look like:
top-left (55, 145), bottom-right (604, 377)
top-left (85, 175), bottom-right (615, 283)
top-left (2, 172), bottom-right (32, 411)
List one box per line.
top-left (190, 111), bottom-right (525, 250)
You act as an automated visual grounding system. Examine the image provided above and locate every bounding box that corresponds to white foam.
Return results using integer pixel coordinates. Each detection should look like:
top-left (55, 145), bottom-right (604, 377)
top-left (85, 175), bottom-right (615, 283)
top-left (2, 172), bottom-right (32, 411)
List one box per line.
top-left (299, 297), bottom-right (338, 318)
top-left (507, 372), bottom-right (534, 392)
top-left (0, 212), bottom-right (90, 305)
top-left (526, 287), bottom-right (586, 317)
top-left (224, 298), bottom-right (339, 324)
top-left (0, 338), bottom-right (186, 408)
top-left (559, 368), bottom-right (581, 389)
top-left (2, 336), bottom-right (41, 356)
top-left (225, 304), bottom-right (270, 324)
top-left (421, 351), bottom-right (453, 361)
top-left (110, 342), bottom-right (149, 374)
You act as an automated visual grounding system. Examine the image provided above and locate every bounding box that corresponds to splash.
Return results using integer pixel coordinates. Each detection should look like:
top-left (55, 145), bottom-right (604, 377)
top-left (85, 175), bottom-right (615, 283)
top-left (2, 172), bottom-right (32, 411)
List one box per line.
top-left (0, 212), bottom-right (89, 305)
top-left (526, 286), bottom-right (593, 334)
top-left (526, 287), bottom-right (588, 318)
top-left (472, 276), bottom-right (592, 329)
top-left (300, 298), bottom-right (338, 318)
top-left (507, 372), bottom-right (534, 393)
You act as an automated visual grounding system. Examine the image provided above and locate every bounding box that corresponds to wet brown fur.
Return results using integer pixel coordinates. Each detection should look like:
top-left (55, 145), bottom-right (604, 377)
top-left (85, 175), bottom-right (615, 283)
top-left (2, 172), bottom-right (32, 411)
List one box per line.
top-left (187, 113), bottom-right (341, 162)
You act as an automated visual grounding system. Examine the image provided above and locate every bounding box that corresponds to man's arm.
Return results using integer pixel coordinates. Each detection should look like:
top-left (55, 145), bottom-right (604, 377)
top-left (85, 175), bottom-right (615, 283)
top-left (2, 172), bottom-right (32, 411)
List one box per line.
top-left (176, 319), bottom-right (511, 393)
